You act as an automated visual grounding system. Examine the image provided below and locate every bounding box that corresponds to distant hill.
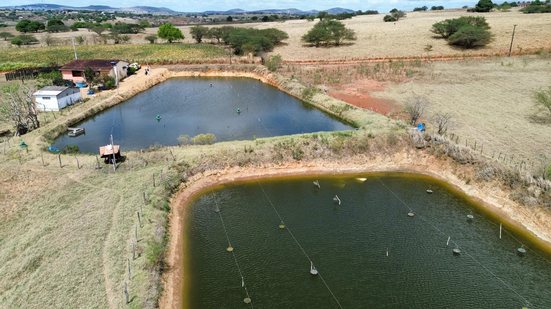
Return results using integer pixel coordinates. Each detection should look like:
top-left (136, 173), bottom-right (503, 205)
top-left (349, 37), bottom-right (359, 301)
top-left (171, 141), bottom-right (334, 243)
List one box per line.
top-left (0, 3), bottom-right (357, 16)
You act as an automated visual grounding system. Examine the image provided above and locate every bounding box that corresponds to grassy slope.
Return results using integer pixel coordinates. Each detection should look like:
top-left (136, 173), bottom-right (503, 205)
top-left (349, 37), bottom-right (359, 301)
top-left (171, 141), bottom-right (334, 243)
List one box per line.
top-left (0, 43), bottom-right (227, 71)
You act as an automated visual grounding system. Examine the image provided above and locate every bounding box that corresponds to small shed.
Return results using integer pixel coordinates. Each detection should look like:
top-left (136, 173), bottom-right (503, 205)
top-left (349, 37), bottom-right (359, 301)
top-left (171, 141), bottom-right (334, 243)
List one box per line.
top-left (33, 86), bottom-right (82, 112)
top-left (99, 144), bottom-right (121, 163)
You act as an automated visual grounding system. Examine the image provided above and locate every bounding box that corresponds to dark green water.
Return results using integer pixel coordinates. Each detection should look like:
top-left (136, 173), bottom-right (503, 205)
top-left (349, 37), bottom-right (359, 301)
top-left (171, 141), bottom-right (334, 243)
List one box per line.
top-left (53, 77), bottom-right (351, 153)
top-left (185, 174), bottom-right (551, 309)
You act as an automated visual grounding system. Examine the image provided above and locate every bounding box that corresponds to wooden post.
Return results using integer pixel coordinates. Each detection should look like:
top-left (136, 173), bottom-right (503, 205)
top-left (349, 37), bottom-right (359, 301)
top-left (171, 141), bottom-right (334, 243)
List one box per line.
top-left (169, 149), bottom-right (175, 161)
top-left (142, 192), bottom-right (147, 205)
top-left (132, 241), bottom-right (136, 260)
top-left (137, 211), bottom-right (141, 227)
top-left (135, 225), bottom-right (138, 241)
top-left (58, 154), bottom-right (62, 168)
top-left (127, 258), bottom-right (131, 280)
top-left (152, 174), bottom-right (156, 187)
top-left (74, 155), bottom-right (80, 169)
top-left (95, 156), bottom-right (100, 169)
top-left (124, 282), bottom-right (129, 304)
top-left (473, 140), bottom-right (477, 151)
top-left (41, 152), bottom-right (45, 166)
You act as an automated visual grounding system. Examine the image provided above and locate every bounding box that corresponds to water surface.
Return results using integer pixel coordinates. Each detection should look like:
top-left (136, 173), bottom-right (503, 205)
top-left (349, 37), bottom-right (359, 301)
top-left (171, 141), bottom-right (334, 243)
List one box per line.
top-left (54, 77), bottom-right (351, 152)
top-left (185, 174), bottom-right (551, 308)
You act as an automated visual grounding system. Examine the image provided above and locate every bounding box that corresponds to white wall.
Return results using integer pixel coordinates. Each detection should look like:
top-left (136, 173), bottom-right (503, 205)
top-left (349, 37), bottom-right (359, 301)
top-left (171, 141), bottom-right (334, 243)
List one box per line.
top-left (35, 91), bottom-right (81, 112)
top-left (108, 61), bottom-right (129, 84)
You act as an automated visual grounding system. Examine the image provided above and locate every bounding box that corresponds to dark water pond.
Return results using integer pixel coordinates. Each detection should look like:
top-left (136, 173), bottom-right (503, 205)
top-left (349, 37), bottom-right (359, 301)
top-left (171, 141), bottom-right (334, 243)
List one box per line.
top-left (53, 77), bottom-right (352, 153)
top-left (184, 174), bottom-right (551, 309)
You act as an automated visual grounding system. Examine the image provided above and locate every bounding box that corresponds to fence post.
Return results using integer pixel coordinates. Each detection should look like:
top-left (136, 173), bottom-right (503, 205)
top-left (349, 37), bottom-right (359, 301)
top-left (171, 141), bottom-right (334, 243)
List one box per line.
top-left (58, 154), bottom-right (62, 168)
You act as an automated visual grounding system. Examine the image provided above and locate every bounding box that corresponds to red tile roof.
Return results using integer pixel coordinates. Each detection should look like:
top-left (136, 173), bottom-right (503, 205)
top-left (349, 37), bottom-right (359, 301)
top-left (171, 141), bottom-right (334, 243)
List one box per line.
top-left (61, 59), bottom-right (121, 71)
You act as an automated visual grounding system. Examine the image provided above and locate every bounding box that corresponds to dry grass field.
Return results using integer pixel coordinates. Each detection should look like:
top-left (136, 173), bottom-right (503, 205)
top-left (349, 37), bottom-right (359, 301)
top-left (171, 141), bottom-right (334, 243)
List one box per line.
top-left (1, 9), bottom-right (550, 62)
top-left (371, 56), bottom-right (551, 169)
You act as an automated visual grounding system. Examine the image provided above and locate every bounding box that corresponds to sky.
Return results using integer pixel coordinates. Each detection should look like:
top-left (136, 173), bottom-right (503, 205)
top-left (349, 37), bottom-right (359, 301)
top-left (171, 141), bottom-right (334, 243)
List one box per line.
top-left (2, 0), bottom-right (477, 12)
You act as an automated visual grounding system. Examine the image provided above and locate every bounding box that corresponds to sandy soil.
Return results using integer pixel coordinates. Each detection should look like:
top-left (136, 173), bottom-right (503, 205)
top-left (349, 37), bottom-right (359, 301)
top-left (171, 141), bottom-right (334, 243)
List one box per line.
top-left (328, 79), bottom-right (398, 115)
top-left (161, 151), bottom-right (551, 309)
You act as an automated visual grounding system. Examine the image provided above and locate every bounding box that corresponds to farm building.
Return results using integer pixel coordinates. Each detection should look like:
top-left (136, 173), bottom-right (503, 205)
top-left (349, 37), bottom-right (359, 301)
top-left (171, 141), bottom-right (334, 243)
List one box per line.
top-left (33, 86), bottom-right (82, 111)
top-left (60, 59), bottom-right (129, 83)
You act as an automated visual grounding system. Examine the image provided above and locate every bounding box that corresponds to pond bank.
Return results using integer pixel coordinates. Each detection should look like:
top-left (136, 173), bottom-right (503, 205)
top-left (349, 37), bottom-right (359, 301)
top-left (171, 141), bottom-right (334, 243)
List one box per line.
top-left (161, 150), bottom-right (551, 309)
top-left (37, 65), bottom-right (390, 151)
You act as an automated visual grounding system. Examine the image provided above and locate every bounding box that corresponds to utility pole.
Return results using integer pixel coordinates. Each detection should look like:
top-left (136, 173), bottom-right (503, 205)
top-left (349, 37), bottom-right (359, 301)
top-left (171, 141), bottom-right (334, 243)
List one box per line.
top-left (508, 24), bottom-right (517, 57)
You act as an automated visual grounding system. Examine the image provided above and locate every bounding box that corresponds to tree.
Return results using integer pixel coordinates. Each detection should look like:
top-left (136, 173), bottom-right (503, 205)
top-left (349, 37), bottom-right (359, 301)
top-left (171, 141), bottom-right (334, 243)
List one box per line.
top-left (318, 11), bottom-right (329, 20)
top-left (413, 6), bottom-right (428, 11)
top-left (84, 67), bottom-right (96, 86)
top-left (207, 27), bottom-right (224, 43)
top-left (0, 32), bottom-right (14, 41)
top-left (534, 87), bottom-right (551, 115)
top-left (46, 19), bottom-right (69, 32)
top-left (190, 25), bottom-right (209, 43)
top-left (432, 112), bottom-right (452, 135)
top-left (226, 16), bottom-right (233, 22)
top-left (145, 34), bottom-right (157, 44)
top-left (474, 0), bottom-right (494, 12)
top-left (431, 16), bottom-right (490, 39)
top-left (302, 19), bottom-right (356, 47)
top-left (11, 35), bottom-right (39, 47)
top-left (448, 24), bottom-right (493, 48)
top-left (431, 6), bottom-right (445, 10)
top-left (16, 19), bottom-right (45, 33)
top-left (157, 23), bottom-right (183, 43)
top-left (404, 96), bottom-right (428, 125)
top-left (0, 83), bottom-right (40, 135)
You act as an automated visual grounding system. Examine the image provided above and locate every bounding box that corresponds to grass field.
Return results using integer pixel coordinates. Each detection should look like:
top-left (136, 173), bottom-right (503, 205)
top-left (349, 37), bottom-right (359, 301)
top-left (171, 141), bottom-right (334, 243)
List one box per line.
top-left (372, 56), bottom-right (551, 170)
top-left (0, 43), bottom-right (227, 71)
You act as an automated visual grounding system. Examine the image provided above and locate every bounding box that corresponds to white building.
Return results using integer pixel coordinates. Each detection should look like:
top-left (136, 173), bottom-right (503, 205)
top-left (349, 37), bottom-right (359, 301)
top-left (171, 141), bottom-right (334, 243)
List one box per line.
top-left (33, 86), bottom-right (82, 112)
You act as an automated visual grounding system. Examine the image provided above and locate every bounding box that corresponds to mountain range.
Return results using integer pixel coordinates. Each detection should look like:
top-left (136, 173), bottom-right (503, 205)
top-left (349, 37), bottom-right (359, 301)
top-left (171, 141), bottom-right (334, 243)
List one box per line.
top-left (0, 3), bottom-right (357, 16)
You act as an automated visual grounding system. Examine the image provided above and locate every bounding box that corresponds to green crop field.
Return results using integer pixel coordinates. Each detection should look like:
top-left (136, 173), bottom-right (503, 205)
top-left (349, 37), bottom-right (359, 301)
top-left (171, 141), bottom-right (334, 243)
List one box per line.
top-left (0, 43), bottom-right (227, 71)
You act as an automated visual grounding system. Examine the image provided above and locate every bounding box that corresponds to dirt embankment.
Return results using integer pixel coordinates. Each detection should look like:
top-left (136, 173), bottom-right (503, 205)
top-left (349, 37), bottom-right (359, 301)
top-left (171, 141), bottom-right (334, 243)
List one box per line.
top-left (161, 151), bottom-right (551, 309)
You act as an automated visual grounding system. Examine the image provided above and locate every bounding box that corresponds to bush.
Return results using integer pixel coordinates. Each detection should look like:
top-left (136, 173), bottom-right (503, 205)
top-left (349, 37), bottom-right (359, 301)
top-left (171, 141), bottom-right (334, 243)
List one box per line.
top-left (0, 32), bottom-right (14, 41)
top-left (432, 16), bottom-right (493, 48)
top-left (521, 0), bottom-right (551, 13)
top-left (413, 6), bottom-right (428, 11)
top-left (46, 19), bottom-right (69, 33)
top-left (62, 144), bottom-right (80, 154)
top-left (534, 86), bottom-right (551, 115)
top-left (11, 34), bottom-right (39, 47)
top-left (383, 15), bottom-right (398, 22)
top-left (190, 25), bottom-right (209, 43)
top-left (177, 134), bottom-right (191, 145)
top-left (192, 133), bottom-right (217, 145)
top-left (265, 54), bottom-right (282, 72)
top-left (431, 16), bottom-right (489, 39)
top-left (448, 24), bottom-right (493, 48)
top-left (145, 34), bottom-right (157, 44)
top-left (431, 6), bottom-right (445, 10)
top-left (224, 27), bottom-right (288, 55)
top-left (302, 19), bottom-right (356, 47)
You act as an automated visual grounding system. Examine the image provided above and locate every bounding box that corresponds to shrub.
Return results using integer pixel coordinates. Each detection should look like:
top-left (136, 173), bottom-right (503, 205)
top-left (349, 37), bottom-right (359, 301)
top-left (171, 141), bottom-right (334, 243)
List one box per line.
top-left (431, 6), bottom-right (445, 10)
top-left (224, 27), bottom-right (287, 55)
top-left (46, 19), bottom-right (69, 33)
top-left (448, 24), bottom-right (493, 48)
top-left (383, 15), bottom-right (398, 22)
top-left (265, 54), bottom-right (282, 72)
top-left (432, 16), bottom-right (493, 48)
top-left (534, 86), bottom-right (551, 115)
top-left (0, 32), bottom-right (14, 41)
top-left (177, 134), bottom-right (191, 145)
top-left (413, 6), bottom-right (428, 11)
top-left (302, 19), bottom-right (356, 47)
top-left (16, 19), bottom-right (45, 33)
top-left (145, 34), bottom-right (157, 44)
top-left (190, 25), bottom-right (209, 43)
top-left (521, 0), bottom-right (551, 13)
top-left (11, 34), bottom-right (39, 46)
top-left (192, 133), bottom-right (217, 145)
top-left (62, 144), bottom-right (80, 154)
